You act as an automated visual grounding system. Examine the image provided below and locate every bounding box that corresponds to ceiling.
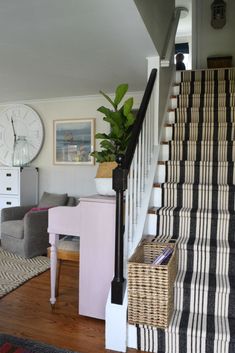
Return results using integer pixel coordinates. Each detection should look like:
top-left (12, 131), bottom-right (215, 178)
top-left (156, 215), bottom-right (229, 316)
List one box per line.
top-left (176, 0), bottom-right (192, 38)
top-left (0, 0), bottom-right (157, 103)
top-left (0, 0), bottom-right (191, 103)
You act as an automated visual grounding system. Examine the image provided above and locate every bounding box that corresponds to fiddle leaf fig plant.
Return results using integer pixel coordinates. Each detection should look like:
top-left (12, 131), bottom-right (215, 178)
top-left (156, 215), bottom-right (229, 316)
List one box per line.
top-left (91, 83), bottom-right (135, 163)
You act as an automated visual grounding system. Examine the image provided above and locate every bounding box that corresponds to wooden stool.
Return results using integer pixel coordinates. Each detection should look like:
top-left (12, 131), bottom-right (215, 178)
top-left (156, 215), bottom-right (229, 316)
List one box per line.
top-left (47, 236), bottom-right (79, 297)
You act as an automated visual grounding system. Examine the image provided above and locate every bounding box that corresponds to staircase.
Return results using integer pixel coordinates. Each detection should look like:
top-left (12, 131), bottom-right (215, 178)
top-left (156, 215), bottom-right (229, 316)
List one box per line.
top-left (137, 68), bottom-right (235, 353)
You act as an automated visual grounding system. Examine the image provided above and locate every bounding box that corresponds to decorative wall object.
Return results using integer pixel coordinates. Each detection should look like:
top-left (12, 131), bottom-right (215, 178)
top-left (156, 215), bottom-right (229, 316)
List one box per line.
top-left (53, 119), bottom-right (95, 165)
top-left (211, 0), bottom-right (226, 29)
top-left (0, 104), bottom-right (44, 166)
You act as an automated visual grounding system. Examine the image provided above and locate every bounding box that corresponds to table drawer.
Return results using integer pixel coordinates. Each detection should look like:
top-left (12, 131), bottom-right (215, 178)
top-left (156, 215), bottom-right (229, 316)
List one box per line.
top-left (0, 196), bottom-right (19, 208)
top-left (0, 169), bottom-right (19, 195)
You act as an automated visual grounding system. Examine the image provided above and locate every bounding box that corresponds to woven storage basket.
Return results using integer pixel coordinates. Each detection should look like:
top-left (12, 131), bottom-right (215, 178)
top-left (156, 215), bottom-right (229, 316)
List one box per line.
top-left (128, 239), bottom-right (178, 329)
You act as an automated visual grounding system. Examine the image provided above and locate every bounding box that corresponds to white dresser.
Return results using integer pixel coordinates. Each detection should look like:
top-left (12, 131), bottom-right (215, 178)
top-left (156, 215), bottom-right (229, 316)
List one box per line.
top-left (0, 166), bottom-right (39, 209)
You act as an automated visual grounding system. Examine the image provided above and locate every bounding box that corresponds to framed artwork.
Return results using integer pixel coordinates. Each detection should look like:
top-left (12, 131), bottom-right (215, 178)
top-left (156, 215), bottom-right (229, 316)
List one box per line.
top-left (53, 119), bottom-right (95, 165)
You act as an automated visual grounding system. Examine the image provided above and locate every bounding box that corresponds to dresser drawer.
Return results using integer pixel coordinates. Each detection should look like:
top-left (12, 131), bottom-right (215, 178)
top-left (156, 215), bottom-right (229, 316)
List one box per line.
top-left (0, 196), bottom-right (19, 208)
top-left (0, 169), bottom-right (19, 195)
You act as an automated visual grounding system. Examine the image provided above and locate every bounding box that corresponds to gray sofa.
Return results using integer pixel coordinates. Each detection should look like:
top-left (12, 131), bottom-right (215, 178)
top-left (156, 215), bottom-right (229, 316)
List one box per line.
top-left (1, 192), bottom-right (77, 258)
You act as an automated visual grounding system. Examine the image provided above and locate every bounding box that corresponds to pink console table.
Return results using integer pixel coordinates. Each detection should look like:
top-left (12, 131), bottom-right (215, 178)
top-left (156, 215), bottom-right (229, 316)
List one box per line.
top-left (48, 195), bottom-right (116, 320)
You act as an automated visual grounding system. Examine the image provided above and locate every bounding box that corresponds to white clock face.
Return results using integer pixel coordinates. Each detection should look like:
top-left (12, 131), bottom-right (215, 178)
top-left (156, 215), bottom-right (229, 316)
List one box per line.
top-left (0, 104), bottom-right (44, 166)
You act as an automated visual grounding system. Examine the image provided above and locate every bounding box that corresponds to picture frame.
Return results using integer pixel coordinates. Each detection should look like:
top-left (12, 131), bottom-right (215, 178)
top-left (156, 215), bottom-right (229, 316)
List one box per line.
top-left (53, 118), bottom-right (95, 165)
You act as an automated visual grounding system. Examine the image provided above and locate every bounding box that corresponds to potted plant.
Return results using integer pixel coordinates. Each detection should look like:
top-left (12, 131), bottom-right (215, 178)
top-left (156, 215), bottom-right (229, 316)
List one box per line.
top-left (91, 83), bottom-right (135, 195)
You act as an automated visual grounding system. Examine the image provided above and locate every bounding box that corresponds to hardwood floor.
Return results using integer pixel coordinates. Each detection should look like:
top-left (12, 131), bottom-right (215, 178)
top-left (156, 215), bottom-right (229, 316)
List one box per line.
top-left (0, 261), bottom-right (142, 353)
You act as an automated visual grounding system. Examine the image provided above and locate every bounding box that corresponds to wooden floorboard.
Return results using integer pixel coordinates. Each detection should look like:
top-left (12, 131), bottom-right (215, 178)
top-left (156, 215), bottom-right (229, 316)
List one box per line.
top-left (0, 261), bottom-right (142, 353)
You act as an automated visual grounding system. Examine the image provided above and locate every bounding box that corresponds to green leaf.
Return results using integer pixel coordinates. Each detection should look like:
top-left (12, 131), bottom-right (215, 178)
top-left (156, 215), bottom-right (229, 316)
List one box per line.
top-left (99, 90), bottom-right (116, 110)
top-left (100, 140), bottom-right (115, 151)
top-left (97, 106), bottom-right (112, 117)
top-left (110, 111), bottom-right (123, 127)
top-left (95, 133), bottom-right (110, 140)
top-left (123, 97), bottom-right (133, 117)
top-left (114, 84), bottom-right (128, 106)
top-left (103, 116), bottom-right (113, 124)
top-left (112, 124), bottom-right (123, 139)
top-left (125, 112), bottom-right (135, 128)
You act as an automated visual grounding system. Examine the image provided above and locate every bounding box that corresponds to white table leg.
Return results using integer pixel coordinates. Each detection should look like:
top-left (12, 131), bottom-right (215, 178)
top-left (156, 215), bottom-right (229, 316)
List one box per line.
top-left (49, 233), bottom-right (59, 305)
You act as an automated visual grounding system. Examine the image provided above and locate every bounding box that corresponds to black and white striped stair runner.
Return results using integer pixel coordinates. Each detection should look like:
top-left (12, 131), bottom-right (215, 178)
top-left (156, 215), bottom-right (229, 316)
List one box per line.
top-left (137, 68), bottom-right (235, 353)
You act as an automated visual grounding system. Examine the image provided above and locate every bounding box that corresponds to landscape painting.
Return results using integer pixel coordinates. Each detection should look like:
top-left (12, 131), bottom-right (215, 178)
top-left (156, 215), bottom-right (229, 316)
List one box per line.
top-left (54, 119), bottom-right (95, 165)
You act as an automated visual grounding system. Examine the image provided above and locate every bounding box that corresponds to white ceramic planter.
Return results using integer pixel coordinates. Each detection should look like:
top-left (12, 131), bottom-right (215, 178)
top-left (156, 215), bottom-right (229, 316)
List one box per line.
top-left (95, 178), bottom-right (116, 196)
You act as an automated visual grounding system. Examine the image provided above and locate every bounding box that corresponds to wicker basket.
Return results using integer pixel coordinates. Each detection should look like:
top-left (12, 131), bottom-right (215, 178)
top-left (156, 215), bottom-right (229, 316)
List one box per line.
top-left (128, 239), bottom-right (178, 329)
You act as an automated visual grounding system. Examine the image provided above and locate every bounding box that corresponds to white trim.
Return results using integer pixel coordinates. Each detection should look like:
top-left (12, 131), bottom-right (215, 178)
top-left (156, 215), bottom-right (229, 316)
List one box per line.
top-left (105, 290), bottom-right (128, 352)
top-left (127, 324), bottom-right (138, 349)
top-left (0, 91), bottom-right (144, 106)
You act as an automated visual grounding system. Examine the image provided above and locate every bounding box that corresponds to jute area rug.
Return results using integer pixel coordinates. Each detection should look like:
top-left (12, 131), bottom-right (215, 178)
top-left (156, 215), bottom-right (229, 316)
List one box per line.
top-left (0, 334), bottom-right (79, 353)
top-left (0, 247), bottom-right (50, 299)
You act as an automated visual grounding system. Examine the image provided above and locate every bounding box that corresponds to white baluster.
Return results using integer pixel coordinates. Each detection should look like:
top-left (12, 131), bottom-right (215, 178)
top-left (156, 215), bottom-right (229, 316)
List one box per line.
top-left (129, 164), bottom-right (133, 242)
top-left (137, 141), bottom-right (141, 207)
top-left (133, 151), bottom-right (137, 224)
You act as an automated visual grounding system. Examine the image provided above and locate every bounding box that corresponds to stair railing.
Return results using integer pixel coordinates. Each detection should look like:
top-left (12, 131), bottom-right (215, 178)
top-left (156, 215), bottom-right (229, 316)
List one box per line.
top-left (111, 68), bottom-right (157, 304)
top-left (161, 6), bottom-right (189, 67)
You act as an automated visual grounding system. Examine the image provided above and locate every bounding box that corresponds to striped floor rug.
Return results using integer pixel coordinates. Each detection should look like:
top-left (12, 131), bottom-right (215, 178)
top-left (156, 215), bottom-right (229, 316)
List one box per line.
top-left (137, 68), bottom-right (235, 352)
top-left (0, 247), bottom-right (50, 298)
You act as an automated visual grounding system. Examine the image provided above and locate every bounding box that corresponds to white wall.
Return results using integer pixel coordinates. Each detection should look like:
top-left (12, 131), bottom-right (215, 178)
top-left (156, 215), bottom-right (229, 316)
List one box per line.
top-left (195, 0), bottom-right (235, 68)
top-left (134, 0), bottom-right (175, 57)
top-left (0, 92), bottom-right (142, 199)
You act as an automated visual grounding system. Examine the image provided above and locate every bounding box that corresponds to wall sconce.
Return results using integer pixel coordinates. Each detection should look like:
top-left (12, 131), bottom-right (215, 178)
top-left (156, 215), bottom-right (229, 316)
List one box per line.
top-left (211, 0), bottom-right (226, 29)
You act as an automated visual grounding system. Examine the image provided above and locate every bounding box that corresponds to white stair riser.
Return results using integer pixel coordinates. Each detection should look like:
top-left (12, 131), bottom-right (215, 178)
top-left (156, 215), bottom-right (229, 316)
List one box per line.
top-left (167, 110), bottom-right (175, 124)
top-left (144, 213), bottom-right (157, 235)
top-left (154, 164), bottom-right (166, 183)
top-left (175, 71), bottom-right (181, 83)
top-left (151, 187), bottom-right (161, 208)
top-left (173, 85), bottom-right (180, 96)
top-left (170, 97), bottom-right (177, 109)
top-left (162, 126), bottom-right (173, 141)
top-left (159, 144), bottom-right (169, 160)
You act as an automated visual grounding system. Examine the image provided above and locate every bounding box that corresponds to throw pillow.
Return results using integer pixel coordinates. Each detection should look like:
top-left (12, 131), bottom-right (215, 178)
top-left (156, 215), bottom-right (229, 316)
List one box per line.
top-left (38, 192), bottom-right (68, 208)
top-left (29, 207), bottom-right (51, 212)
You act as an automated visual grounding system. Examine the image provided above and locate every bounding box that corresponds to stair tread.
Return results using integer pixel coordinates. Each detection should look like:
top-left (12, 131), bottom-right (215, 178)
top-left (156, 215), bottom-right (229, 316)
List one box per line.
top-left (168, 140), bottom-right (235, 144)
top-left (161, 182), bottom-right (235, 188)
top-left (179, 79), bottom-right (235, 84)
top-left (152, 206), bottom-right (235, 217)
top-left (167, 310), bottom-right (235, 340)
top-left (148, 206), bottom-right (235, 216)
top-left (175, 271), bottom-right (235, 291)
top-left (158, 160), bottom-right (235, 166)
top-left (175, 107), bottom-right (235, 110)
top-left (154, 182), bottom-right (235, 190)
top-left (148, 206), bottom-right (159, 214)
top-left (170, 122), bottom-right (235, 126)
top-left (150, 236), bottom-right (235, 252)
top-left (178, 93), bottom-right (235, 96)
top-left (165, 160), bottom-right (235, 165)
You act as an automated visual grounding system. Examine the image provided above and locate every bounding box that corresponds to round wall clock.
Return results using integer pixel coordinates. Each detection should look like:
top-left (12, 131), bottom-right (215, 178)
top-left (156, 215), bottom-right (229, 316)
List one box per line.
top-left (0, 104), bottom-right (44, 166)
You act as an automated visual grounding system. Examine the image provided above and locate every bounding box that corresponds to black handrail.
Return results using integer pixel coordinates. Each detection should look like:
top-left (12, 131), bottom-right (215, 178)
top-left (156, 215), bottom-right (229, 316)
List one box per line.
top-left (111, 68), bottom-right (157, 305)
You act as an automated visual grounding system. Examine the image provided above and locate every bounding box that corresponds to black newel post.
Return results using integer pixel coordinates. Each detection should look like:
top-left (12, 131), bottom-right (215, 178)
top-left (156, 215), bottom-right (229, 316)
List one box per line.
top-left (110, 69), bottom-right (157, 305)
top-left (111, 155), bottom-right (127, 304)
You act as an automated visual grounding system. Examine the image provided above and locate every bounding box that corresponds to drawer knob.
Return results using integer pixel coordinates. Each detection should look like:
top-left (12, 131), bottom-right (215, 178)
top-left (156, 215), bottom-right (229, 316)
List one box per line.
top-left (6, 173), bottom-right (12, 177)
top-left (6, 201), bottom-right (12, 205)
top-left (6, 187), bottom-right (12, 191)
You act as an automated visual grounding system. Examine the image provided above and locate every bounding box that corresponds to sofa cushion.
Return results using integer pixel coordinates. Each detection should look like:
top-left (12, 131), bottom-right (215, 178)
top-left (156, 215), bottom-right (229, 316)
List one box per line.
top-left (38, 192), bottom-right (68, 208)
top-left (1, 220), bottom-right (24, 239)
